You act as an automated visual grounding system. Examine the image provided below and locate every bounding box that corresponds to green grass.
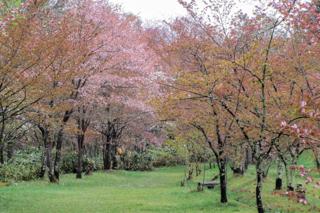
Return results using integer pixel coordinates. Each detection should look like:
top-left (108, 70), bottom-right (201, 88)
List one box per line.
top-left (1, 154), bottom-right (320, 212)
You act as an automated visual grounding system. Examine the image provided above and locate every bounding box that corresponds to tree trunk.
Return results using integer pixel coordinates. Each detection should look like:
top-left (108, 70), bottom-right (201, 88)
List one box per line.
top-left (313, 148), bottom-right (320, 170)
top-left (6, 141), bottom-right (13, 160)
top-left (38, 146), bottom-right (46, 178)
top-left (275, 158), bottom-right (283, 190)
top-left (76, 134), bottom-right (84, 179)
top-left (256, 163), bottom-right (264, 213)
top-left (316, 158), bottom-right (320, 170)
top-left (111, 144), bottom-right (118, 170)
top-left (44, 130), bottom-right (57, 183)
top-left (104, 142), bottom-right (112, 170)
top-left (0, 143), bottom-right (4, 164)
top-left (231, 166), bottom-right (244, 175)
top-left (245, 147), bottom-right (252, 170)
top-left (219, 159), bottom-right (228, 203)
top-left (287, 158), bottom-right (297, 191)
top-left (54, 128), bottom-right (64, 180)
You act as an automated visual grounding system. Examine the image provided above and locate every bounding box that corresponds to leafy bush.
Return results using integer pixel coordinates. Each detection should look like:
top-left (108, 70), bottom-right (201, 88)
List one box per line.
top-left (61, 152), bottom-right (77, 174)
top-left (121, 151), bottom-right (153, 171)
top-left (150, 146), bottom-right (186, 167)
top-left (0, 149), bottom-right (42, 182)
top-left (61, 152), bottom-right (102, 174)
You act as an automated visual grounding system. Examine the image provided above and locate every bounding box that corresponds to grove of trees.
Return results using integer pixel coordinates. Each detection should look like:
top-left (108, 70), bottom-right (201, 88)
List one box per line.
top-left (1, 0), bottom-right (320, 213)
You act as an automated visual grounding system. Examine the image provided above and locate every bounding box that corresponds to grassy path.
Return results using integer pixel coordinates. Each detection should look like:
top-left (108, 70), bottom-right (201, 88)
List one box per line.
top-left (0, 164), bottom-right (319, 212)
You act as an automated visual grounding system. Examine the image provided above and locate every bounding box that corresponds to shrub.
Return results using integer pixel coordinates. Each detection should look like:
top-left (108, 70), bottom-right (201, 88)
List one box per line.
top-left (61, 152), bottom-right (102, 174)
top-left (0, 148), bottom-right (42, 182)
top-left (61, 152), bottom-right (77, 174)
top-left (121, 151), bottom-right (153, 171)
top-left (150, 146), bottom-right (186, 167)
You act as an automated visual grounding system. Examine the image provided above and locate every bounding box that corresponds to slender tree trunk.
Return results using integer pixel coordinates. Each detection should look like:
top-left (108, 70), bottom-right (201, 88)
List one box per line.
top-left (76, 134), bottom-right (84, 179)
top-left (44, 130), bottom-right (57, 183)
top-left (219, 159), bottom-right (228, 203)
top-left (6, 141), bottom-right (13, 160)
top-left (112, 144), bottom-right (118, 170)
top-left (256, 162), bottom-right (264, 213)
top-left (0, 123), bottom-right (5, 164)
top-left (313, 148), bottom-right (320, 170)
top-left (244, 147), bottom-right (252, 170)
top-left (288, 158), bottom-right (297, 191)
top-left (275, 158), bottom-right (283, 190)
top-left (316, 158), bottom-right (320, 170)
top-left (54, 128), bottom-right (64, 180)
top-left (0, 143), bottom-right (4, 164)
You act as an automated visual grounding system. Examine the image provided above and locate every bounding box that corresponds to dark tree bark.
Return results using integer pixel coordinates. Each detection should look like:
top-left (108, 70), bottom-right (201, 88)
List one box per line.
top-left (231, 167), bottom-right (244, 175)
top-left (53, 110), bottom-right (73, 180)
top-left (0, 143), bottom-right (4, 164)
top-left (103, 142), bottom-right (112, 170)
top-left (275, 157), bottom-right (283, 190)
top-left (193, 120), bottom-right (229, 204)
top-left (256, 163), bottom-right (264, 213)
top-left (75, 105), bottom-right (90, 179)
top-left (275, 178), bottom-right (282, 190)
top-left (245, 147), bottom-right (252, 170)
top-left (76, 134), bottom-right (84, 179)
top-left (219, 159), bottom-right (228, 203)
top-left (43, 129), bottom-right (57, 183)
top-left (316, 158), bottom-right (320, 170)
top-left (38, 145), bottom-right (46, 178)
top-left (313, 148), bottom-right (320, 170)
top-left (38, 126), bottom-right (57, 183)
top-left (111, 144), bottom-right (118, 170)
top-left (54, 128), bottom-right (64, 180)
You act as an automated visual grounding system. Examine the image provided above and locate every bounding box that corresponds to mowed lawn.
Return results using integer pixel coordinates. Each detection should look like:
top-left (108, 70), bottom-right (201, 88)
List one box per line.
top-left (1, 154), bottom-right (320, 213)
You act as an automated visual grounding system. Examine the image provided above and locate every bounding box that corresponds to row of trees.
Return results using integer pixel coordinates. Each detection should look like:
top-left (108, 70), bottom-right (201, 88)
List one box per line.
top-left (153, 0), bottom-right (320, 212)
top-left (0, 0), bottom-right (162, 182)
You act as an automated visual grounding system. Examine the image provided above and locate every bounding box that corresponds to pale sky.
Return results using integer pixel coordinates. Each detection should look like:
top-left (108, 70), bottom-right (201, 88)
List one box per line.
top-left (109, 0), bottom-right (187, 21)
top-left (109, 0), bottom-right (258, 22)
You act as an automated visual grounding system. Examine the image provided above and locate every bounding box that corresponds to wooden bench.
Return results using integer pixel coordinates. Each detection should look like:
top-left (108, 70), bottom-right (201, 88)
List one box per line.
top-left (197, 181), bottom-right (219, 190)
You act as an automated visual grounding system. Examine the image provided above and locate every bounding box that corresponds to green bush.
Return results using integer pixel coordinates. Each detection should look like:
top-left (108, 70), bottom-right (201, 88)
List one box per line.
top-left (150, 146), bottom-right (186, 167)
top-left (121, 151), bottom-right (153, 171)
top-left (0, 149), bottom-right (42, 182)
top-left (61, 152), bottom-right (77, 174)
top-left (61, 152), bottom-right (102, 174)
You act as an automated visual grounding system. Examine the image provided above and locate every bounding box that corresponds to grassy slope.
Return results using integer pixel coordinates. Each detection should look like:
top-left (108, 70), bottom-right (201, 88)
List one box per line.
top-left (0, 154), bottom-right (320, 213)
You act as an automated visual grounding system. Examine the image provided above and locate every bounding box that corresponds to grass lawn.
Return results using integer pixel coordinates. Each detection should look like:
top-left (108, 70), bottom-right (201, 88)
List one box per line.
top-left (1, 154), bottom-right (320, 212)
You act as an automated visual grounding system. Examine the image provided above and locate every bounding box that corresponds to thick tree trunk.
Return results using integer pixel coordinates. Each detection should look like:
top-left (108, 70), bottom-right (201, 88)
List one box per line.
top-left (256, 163), bottom-right (264, 213)
top-left (76, 134), bottom-right (84, 179)
top-left (219, 159), bottom-right (228, 203)
top-left (38, 146), bottom-right (46, 178)
top-left (103, 142), bottom-right (112, 170)
top-left (54, 128), bottom-right (64, 180)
